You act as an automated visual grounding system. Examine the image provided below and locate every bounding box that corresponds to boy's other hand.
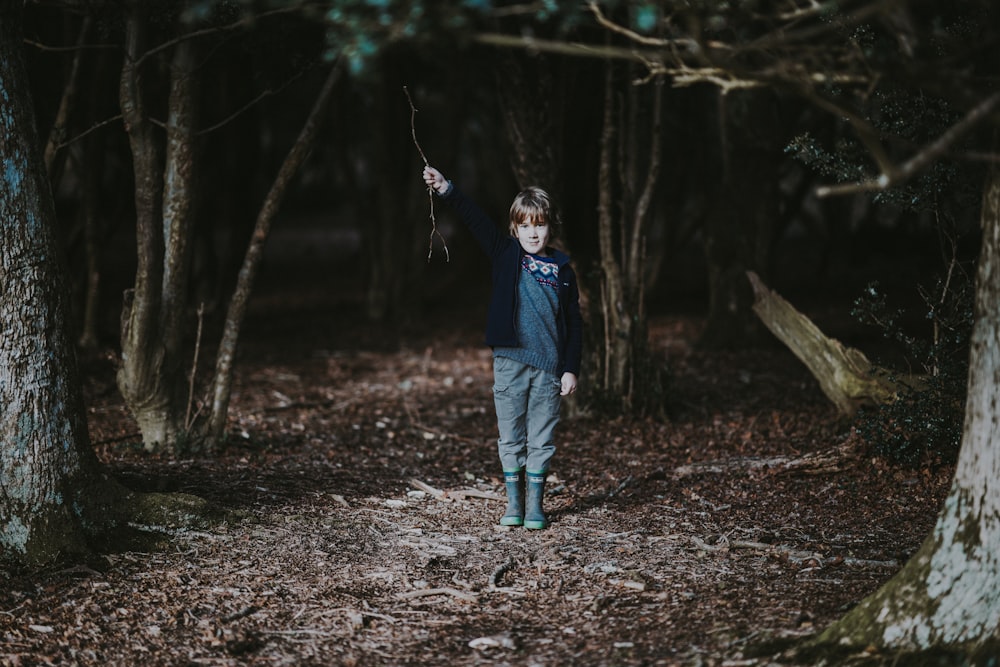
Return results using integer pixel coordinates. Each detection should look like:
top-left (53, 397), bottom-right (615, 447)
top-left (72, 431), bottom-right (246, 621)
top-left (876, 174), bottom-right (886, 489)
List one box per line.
top-left (560, 372), bottom-right (578, 396)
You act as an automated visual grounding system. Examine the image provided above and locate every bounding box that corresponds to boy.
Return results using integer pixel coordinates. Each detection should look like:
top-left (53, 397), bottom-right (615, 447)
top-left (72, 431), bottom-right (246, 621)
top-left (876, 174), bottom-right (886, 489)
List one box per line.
top-left (422, 166), bottom-right (583, 529)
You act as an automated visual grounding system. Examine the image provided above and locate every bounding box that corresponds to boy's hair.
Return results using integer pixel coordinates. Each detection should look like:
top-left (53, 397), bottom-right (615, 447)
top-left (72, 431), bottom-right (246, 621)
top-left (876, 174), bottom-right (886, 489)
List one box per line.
top-left (508, 187), bottom-right (561, 237)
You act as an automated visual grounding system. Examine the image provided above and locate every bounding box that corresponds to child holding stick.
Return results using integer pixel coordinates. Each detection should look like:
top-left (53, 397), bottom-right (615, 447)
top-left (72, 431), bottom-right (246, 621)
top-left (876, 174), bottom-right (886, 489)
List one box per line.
top-left (422, 166), bottom-right (583, 529)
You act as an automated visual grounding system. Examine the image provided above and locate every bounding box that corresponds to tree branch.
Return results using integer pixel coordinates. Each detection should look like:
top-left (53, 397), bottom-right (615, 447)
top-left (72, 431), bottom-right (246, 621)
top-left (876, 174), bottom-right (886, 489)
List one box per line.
top-left (817, 91), bottom-right (1000, 197)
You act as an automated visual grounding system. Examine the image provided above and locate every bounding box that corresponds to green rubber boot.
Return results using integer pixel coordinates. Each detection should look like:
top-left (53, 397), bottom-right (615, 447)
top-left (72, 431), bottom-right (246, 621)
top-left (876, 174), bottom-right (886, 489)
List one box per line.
top-left (499, 469), bottom-right (524, 526)
top-left (524, 471), bottom-right (548, 530)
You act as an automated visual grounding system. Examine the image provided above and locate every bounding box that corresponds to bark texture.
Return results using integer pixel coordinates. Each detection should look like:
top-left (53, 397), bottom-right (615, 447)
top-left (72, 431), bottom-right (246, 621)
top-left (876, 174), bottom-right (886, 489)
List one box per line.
top-left (116, 1), bottom-right (172, 450)
top-left (0, 5), bottom-right (105, 564)
top-left (116, 4), bottom-right (203, 452)
top-left (816, 150), bottom-right (1000, 652)
top-left (592, 63), bottom-right (663, 412)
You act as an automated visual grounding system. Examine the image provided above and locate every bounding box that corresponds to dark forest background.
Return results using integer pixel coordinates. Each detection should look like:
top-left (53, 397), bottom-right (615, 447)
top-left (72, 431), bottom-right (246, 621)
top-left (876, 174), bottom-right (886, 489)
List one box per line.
top-left (19, 1), bottom-right (989, 455)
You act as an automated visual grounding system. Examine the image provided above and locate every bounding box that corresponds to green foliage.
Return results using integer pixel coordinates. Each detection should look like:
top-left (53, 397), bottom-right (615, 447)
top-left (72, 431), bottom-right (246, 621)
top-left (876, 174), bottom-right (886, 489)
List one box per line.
top-left (786, 84), bottom-right (973, 209)
top-left (851, 273), bottom-right (973, 466)
top-left (782, 8), bottom-right (983, 466)
top-left (183, 0), bottom-right (437, 74)
top-left (785, 133), bottom-right (869, 183)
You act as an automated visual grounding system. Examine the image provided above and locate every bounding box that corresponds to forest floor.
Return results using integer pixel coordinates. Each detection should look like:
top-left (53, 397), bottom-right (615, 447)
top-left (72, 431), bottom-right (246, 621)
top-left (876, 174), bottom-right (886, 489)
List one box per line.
top-left (0, 288), bottom-right (955, 667)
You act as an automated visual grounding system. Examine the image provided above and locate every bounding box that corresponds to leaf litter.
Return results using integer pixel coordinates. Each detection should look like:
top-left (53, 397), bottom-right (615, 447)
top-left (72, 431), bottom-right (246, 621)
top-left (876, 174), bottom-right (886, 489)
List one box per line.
top-left (0, 313), bottom-right (951, 666)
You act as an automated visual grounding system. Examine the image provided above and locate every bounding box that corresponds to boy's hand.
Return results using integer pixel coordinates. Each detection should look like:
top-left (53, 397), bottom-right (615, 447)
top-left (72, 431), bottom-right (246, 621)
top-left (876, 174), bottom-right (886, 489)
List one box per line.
top-left (560, 372), bottom-right (578, 396)
top-left (423, 166), bottom-right (448, 194)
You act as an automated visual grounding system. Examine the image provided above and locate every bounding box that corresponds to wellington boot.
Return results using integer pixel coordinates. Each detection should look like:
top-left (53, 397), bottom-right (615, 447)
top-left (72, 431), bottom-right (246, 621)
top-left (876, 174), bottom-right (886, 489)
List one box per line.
top-left (499, 469), bottom-right (524, 526)
top-left (524, 471), bottom-right (548, 530)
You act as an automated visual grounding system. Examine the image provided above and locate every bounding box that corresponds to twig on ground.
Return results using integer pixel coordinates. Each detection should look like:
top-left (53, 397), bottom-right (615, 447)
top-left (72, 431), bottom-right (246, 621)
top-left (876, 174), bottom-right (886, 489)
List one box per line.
top-left (408, 478), bottom-right (503, 502)
top-left (408, 478), bottom-right (451, 501)
top-left (690, 536), bottom-right (899, 569)
top-left (607, 476), bottom-right (634, 498)
top-left (397, 588), bottom-right (478, 603)
top-left (409, 422), bottom-right (483, 447)
top-left (221, 606), bottom-right (260, 623)
top-left (490, 557), bottom-right (517, 590)
top-left (448, 488), bottom-right (504, 502)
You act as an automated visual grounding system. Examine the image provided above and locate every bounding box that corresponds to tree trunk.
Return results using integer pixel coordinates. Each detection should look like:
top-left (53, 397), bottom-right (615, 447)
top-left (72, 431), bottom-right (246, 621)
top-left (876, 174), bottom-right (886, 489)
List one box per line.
top-left (203, 62), bottom-right (343, 450)
top-left (43, 16), bottom-right (90, 185)
top-left (747, 270), bottom-right (924, 416)
top-left (0, 4), bottom-right (119, 565)
top-left (591, 62), bottom-right (664, 412)
top-left (117, 4), bottom-right (203, 452)
top-left (496, 51), bottom-right (562, 194)
top-left (812, 144), bottom-right (1000, 655)
top-left (76, 57), bottom-right (108, 350)
top-left (116, 1), bottom-right (171, 449)
top-left (700, 89), bottom-right (781, 348)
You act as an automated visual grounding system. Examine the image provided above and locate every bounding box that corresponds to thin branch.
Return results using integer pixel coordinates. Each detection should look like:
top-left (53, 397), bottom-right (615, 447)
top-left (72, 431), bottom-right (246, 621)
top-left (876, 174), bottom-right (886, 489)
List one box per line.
top-left (204, 60), bottom-right (345, 448)
top-left (134, 6), bottom-right (305, 68)
top-left (404, 86), bottom-right (429, 165)
top-left (197, 70), bottom-right (308, 136)
top-left (775, 0), bottom-right (825, 22)
top-left (475, 32), bottom-right (662, 63)
top-left (23, 39), bottom-right (117, 53)
top-left (804, 90), bottom-right (896, 178)
top-left (54, 116), bottom-right (124, 153)
top-left (404, 86), bottom-right (450, 262)
top-left (474, 32), bottom-right (851, 91)
top-left (587, 1), bottom-right (693, 50)
top-left (397, 588), bottom-right (478, 603)
top-left (817, 91), bottom-right (1000, 197)
top-left (185, 303), bottom-right (206, 430)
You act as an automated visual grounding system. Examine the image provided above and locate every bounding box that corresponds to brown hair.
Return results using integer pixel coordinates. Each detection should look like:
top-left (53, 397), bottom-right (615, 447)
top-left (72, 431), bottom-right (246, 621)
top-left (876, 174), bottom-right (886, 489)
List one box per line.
top-left (508, 186), bottom-right (561, 238)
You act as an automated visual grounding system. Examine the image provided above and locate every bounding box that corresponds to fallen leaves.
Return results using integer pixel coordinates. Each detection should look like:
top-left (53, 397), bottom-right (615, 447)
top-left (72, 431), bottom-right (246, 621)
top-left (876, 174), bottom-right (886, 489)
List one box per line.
top-left (23, 314), bottom-right (953, 666)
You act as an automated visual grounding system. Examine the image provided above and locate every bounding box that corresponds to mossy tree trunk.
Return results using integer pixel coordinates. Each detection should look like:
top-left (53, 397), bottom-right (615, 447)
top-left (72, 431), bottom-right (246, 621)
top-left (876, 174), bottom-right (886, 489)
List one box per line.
top-left (814, 146), bottom-right (1000, 654)
top-left (0, 4), bottom-right (133, 566)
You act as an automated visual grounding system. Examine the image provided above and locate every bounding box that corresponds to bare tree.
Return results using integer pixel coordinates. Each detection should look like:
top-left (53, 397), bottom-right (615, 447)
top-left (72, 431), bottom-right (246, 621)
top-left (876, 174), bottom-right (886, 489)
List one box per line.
top-left (116, 0), bottom-right (201, 452)
top-left (592, 61), bottom-right (664, 411)
top-left (203, 61), bottom-right (343, 450)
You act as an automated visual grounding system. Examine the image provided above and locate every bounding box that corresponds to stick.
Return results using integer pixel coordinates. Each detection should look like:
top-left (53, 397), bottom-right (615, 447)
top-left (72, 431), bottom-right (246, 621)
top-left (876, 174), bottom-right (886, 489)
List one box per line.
top-left (449, 489), bottom-right (504, 502)
top-left (185, 302), bottom-right (205, 430)
top-left (489, 557), bottom-right (518, 591)
top-left (404, 85), bottom-right (449, 262)
top-left (397, 587), bottom-right (478, 602)
top-left (408, 478), bottom-right (451, 501)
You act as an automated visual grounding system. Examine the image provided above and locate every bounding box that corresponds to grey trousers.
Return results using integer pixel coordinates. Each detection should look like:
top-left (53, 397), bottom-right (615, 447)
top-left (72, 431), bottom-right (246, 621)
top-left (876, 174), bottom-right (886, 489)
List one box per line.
top-left (492, 355), bottom-right (561, 473)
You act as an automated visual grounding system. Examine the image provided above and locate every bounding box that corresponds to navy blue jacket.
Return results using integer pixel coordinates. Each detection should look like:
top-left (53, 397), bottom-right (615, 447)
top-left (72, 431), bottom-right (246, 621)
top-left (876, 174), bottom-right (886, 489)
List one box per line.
top-left (440, 184), bottom-right (583, 377)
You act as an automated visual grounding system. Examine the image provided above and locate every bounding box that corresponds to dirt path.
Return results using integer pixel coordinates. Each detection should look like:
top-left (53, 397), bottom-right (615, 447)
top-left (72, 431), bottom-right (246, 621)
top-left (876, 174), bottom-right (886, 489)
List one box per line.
top-left (0, 316), bottom-right (950, 665)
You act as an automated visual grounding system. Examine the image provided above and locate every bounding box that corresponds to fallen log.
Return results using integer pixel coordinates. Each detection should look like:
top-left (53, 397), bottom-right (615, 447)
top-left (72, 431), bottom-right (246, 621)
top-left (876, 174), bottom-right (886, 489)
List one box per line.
top-left (747, 271), bottom-right (924, 416)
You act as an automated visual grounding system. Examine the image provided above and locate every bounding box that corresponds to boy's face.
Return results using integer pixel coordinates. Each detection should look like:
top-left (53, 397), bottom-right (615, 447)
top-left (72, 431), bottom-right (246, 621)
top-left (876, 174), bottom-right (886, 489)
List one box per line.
top-left (514, 217), bottom-right (551, 256)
